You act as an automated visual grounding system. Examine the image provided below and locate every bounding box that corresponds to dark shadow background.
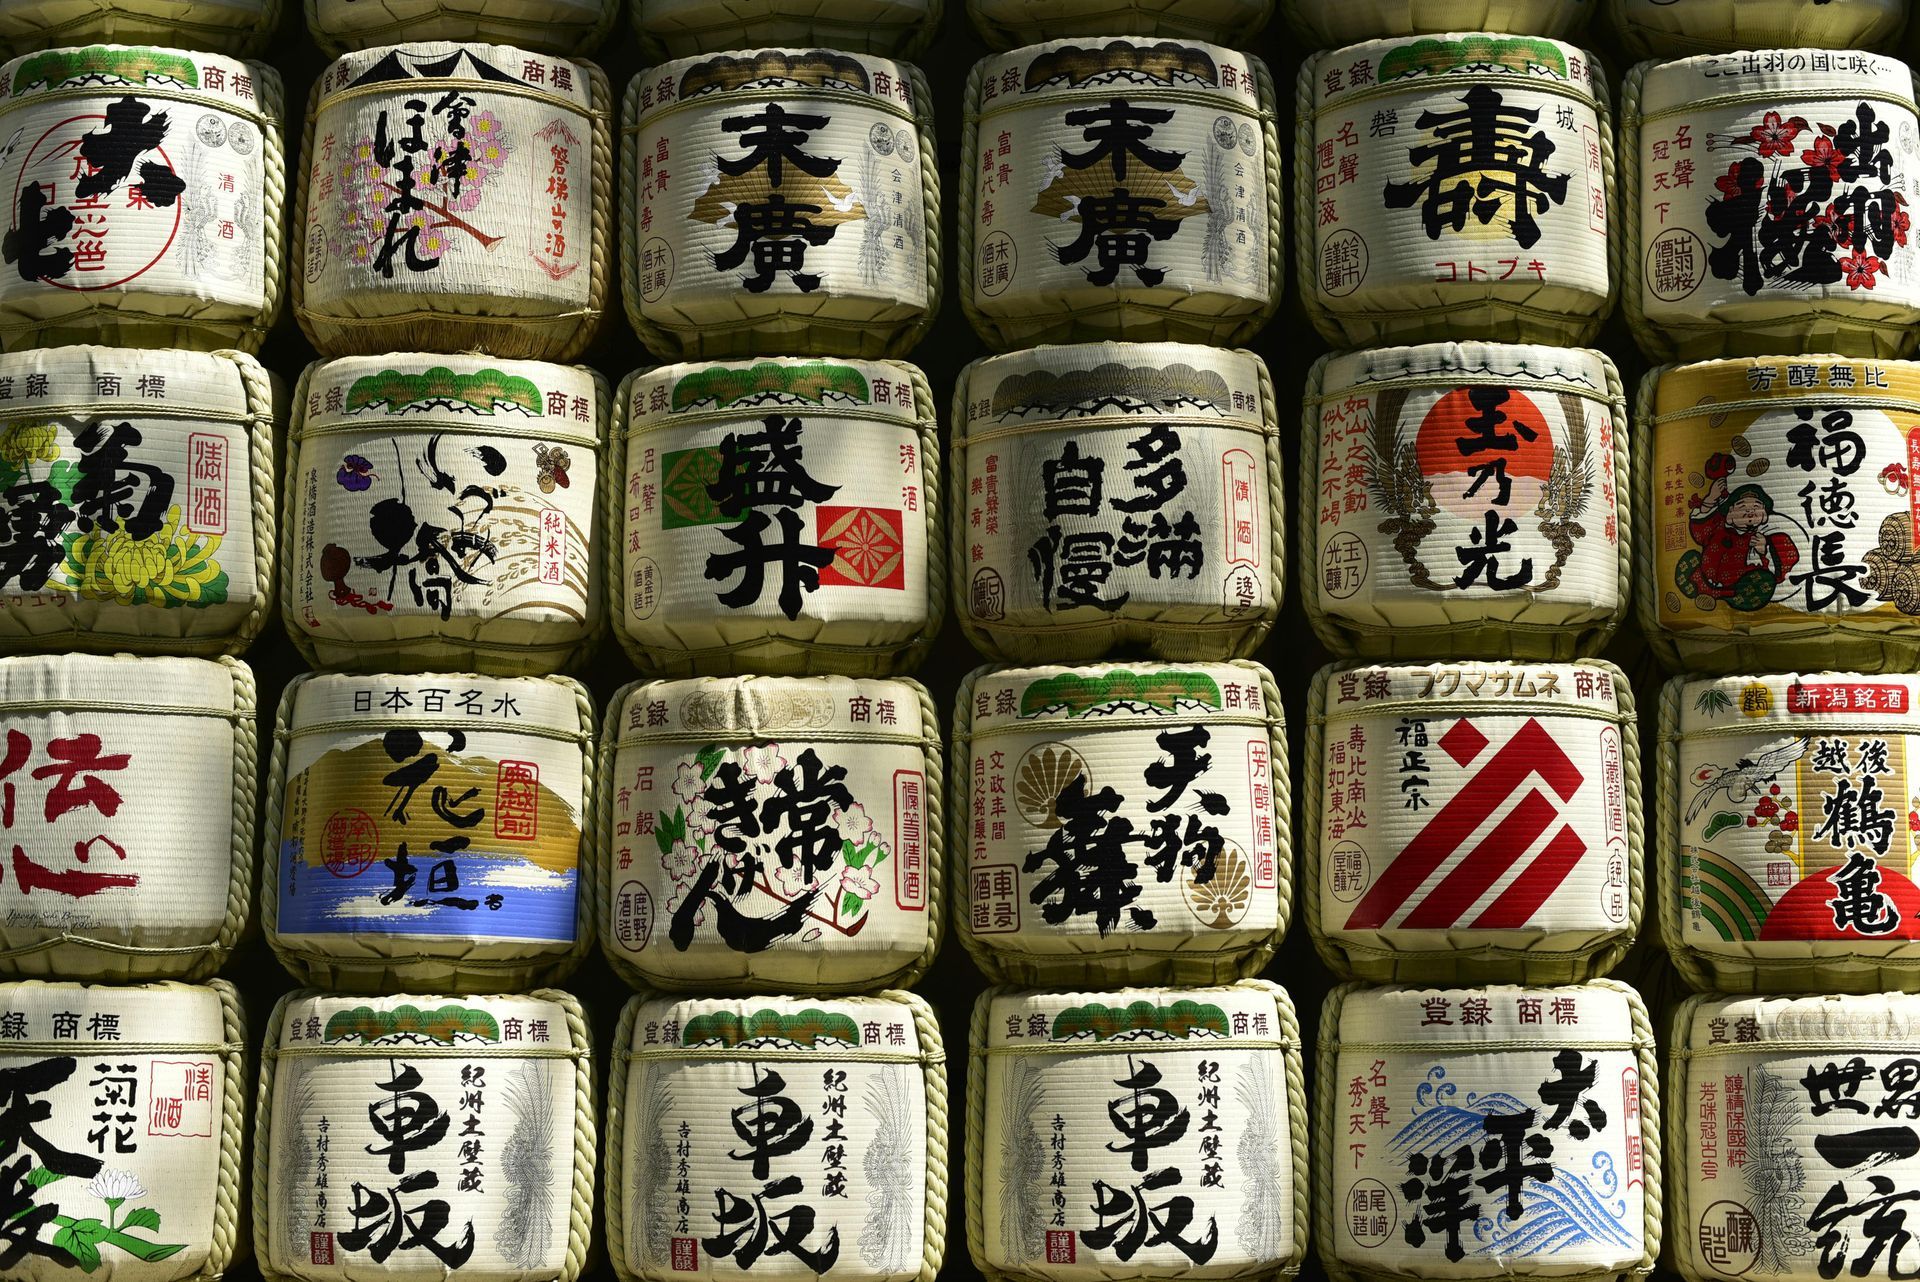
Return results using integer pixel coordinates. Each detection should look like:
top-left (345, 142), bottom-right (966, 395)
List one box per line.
top-left (222, 3), bottom-right (1685, 1278)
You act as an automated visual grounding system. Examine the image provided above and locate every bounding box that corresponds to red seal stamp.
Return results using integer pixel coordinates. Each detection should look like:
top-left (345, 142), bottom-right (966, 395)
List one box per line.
top-left (322, 809), bottom-right (378, 878)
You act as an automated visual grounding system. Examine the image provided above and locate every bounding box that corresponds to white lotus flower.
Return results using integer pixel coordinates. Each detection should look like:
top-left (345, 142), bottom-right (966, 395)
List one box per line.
top-left (87, 1169), bottom-right (145, 1203)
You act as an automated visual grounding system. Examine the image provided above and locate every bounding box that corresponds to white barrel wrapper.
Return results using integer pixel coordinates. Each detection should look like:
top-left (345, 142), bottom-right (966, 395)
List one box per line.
top-left (0, 345), bottom-right (274, 657)
top-left (1627, 52), bottom-right (1920, 360)
top-left (266, 671), bottom-right (593, 993)
top-left (615, 358), bottom-right (937, 677)
top-left (0, 979), bottom-right (245, 1282)
top-left (1301, 34), bottom-right (1613, 347)
top-left (971, 981), bottom-right (1308, 1282)
top-left (1608, 0), bottom-right (1908, 58)
top-left (297, 42), bottom-right (606, 361)
top-left (1306, 661), bottom-right (1641, 983)
top-left (954, 342), bottom-right (1282, 664)
top-left (0, 653), bottom-right (253, 982)
top-left (600, 674), bottom-right (940, 992)
top-left (609, 990), bottom-right (944, 1282)
top-left (1304, 342), bottom-right (1629, 659)
top-left (1662, 671), bottom-right (1920, 993)
top-left (0, 44), bottom-right (281, 353)
top-left (956, 662), bottom-right (1290, 986)
top-left (1318, 981), bottom-right (1658, 1282)
top-left (307, 0), bottom-right (620, 56)
top-left (961, 39), bottom-right (1280, 350)
top-left (285, 354), bottom-right (604, 676)
top-left (0, 1), bottom-right (279, 55)
top-left (623, 49), bottom-right (937, 361)
top-left (1280, 0), bottom-right (1589, 49)
top-left (259, 989), bottom-right (592, 1282)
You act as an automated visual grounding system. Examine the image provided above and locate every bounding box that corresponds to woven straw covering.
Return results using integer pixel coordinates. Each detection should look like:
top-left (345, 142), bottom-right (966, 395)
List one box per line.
top-left (263, 671), bottom-right (596, 994)
top-left (295, 42), bottom-right (611, 360)
top-left (1299, 33), bottom-right (1616, 346)
top-left (608, 990), bottom-right (946, 1282)
top-left (0, 653), bottom-right (255, 982)
top-left (0, 0), bottom-right (280, 56)
top-left (596, 673), bottom-right (943, 991)
top-left (1659, 671), bottom-right (1920, 993)
top-left (0, 979), bottom-right (247, 1282)
top-left (284, 353), bottom-right (606, 676)
top-left (953, 342), bottom-right (1284, 663)
top-left (968, 0), bottom-right (1268, 47)
top-left (1610, 0), bottom-right (1908, 58)
top-left (307, 0), bottom-right (621, 56)
top-left (1301, 342), bottom-right (1631, 660)
top-left (1636, 356), bottom-right (1920, 672)
top-left (960, 38), bottom-right (1281, 349)
top-left (624, 49), bottom-right (939, 360)
top-left (0, 345), bottom-right (277, 658)
top-left (637, 0), bottom-right (939, 59)
top-left (953, 661), bottom-right (1291, 986)
top-left (1316, 980), bottom-right (1661, 1282)
top-left (967, 981), bottom-right (1308, 1282)
top-left (1280, 0), bottom-right (1588, 48)
top-left (0, 45), bottom-right (284, 353)
top-left (1305, 660), bottom-right (1642, 983)
top-left (256, 988), bottom-right (596, 1282)
top-left (613, 357), bottom-right (940, 677)
top-left (1624, 52), bottom-right (1920, 361)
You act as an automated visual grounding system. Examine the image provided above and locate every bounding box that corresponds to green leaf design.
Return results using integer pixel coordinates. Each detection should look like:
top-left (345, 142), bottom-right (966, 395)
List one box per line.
top-left (842, 891), bottom-right (864, 917)
top-left (1694, 686), bottom-right (1736, 716)
top-left (654, 808), bottom-right (679, 857)
top-left (842, 839), bottom-right (865, 869)
top-left (26, 1166), bottom-right (64, 1188)
top-left (696, 744), bottom-right (726, 779)
top-left (46, 458), bottom-right (77, 503)
top-left (52, 1219), bottom-right (105, 1272)
top-left (121, 1207), bottom-right (160, 1231)
top-left (1703, 811), bottom-right (1744, 841)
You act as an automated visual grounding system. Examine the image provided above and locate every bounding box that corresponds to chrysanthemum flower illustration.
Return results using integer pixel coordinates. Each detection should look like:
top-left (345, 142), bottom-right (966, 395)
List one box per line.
top-left (87, 1169), bottom-right (145, 1204)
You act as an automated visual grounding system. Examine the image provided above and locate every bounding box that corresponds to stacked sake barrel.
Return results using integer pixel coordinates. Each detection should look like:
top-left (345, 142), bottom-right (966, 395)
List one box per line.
top-left (0, 4), bottom-right (291, 1268)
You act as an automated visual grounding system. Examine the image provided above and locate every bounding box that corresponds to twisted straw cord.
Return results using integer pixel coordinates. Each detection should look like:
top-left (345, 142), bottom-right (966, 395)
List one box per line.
top-left (1603, 976), bottom-right (1665, 1270)
top-left (1253, 346), bottom-right (1286, 655)
top-left (1299, 664), bottom-right (1341, 976)
top-left (1312, 983), bottom-right (1351, 1282)
top-left (963, 987), bottom-right (990, 1281)
top-left (956, 57), bottom-right (987, 346)
top-left (1292, 58), bottom-right (1332, 343)
top-left (1250, 978), bottom-right (1311, 1274)
top-left (258, 673), bottom-right (300, 972)
top-left (948, 668), bottom-right (998, 979)
top-left (898, 988), bottom-right (950, 1282)
top-left (596, 682), bottom-right (648, 993)
top-left (1601, 351), bottom-right (1635, 655)
top-left (603, 375), bottom-right (647, 672)
top-left (229, 350), bottom-right (279, 658)
top-left (1630, 364), bottom-right (1675, 666)
top-left (542, 986), bottom-right (598, 1282)
top-left (213, 657), bottom-right (259, 982)
top-left (276, 358), bottom-right (321, 665)
top-left (1656, 673), bottom-right (1709, 990)
top-left (553, 675), bottom-right (599, 982)
top-left (290, 73), bottom-right (324, 353)
top-left (1248, 55), bottom-right (1285, 346)
top-left (208, 979), bottom-right (248, 1278)
top-left (253, 62), bottom-right (288, 354)
top-left (1665, 995), bottom-right (1701, 1281)
top-left (249, 992), bottom-right (293, 1280)
top-left (578, 59), bottom-right (614, 363)
top-left (897, 65), bottom-right (943, 361)
top-left (569, 364), bottom-right (615, 674)
top-left (1600, 656), bottom-right (1645, 980)
top-left (604, 994), bottom-right (639, 1281)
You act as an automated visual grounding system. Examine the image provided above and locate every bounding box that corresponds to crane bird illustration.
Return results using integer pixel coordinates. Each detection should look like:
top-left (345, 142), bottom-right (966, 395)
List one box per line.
top-left (1687, 740), bottom-right (1808, 823)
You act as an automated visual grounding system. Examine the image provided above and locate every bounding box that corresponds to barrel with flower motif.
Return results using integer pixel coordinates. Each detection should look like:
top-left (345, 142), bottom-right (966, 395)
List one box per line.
top-left (638, 0), bottom-right (938, 58)
top-left (624, 48), bottom-right (939, 361)
top-left (0, 0), bottom-right (279, 54)
top-left (285, 354), bottom-right (605, 675)
top-left (598, 673), bottom-right (942, 992)
top-left (1609, 0), bottom-right (1908, 58)
top-left (308, 0), bottom-right (620, 55)
top-left (1625, 51), bottom-right (1920, 360)
top-left (0, 44), bottom-right (284, 353)
top-left (296, 41), bottom-right (610, 361)
top-left (0, 979), bottom-right (247, 1282)
top-left (0, 345), bottom-right (275, 657)
top-left (1300, 33), bottom-right (1615, 347)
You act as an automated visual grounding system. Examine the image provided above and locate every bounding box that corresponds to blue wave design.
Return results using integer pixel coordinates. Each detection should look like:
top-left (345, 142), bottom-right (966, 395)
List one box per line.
top-left (1388, 1097), bottom-right (1532, 1159)
top-left (1470, 1159), bottom-right (1638, 1257)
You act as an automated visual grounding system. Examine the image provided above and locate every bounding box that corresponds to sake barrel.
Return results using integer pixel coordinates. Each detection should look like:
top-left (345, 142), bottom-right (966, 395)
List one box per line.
top-left (967, 0), bottom-right (1268, 48)
top-left (1609, 0), bottom-right (1908, 58)
top-left (308, 0), bottom-right (620, 56)
top-left (1670, 992), bottom-right (1920, 1282)
top-left (1625, 52), bottom-right (1920, 360)
top-left (1300, 34), bottom-right (1614, 347)
top-left (970, 981), bottom-right (1308, 1282)
top-left (0, 980), bottom-right (245, 1282)
top-left (0, 653), bottom-right (254, 982)
top-left (1306, 660), bottom-right (1641, 983)
top-left (0, 45), bottom-right (284, 353)
top-left (1638, 356), bottom-right (1920, 672)
top-left (1317, 981), bottom-right (1659, 1282)
top-left (257, 989), bottom-right (594, 1282)
top-left (955, 661), bottom-right (1290, 986)
top-left (1281, 0), bottom-right (1589, 48)
top-left (1302, 342), bottom-right (1629, 659)
top-left (608, 990), bottom-right (944, 1282)
top-left (599, 674), bottom-right (941, 992)
top-left (637, 0), bottom-right (938, 59)
top-left (960, 39), bottom-right (1281, 351)
top-left (0, 345), bottom-right (275, 658)
top-left (0, 0), bottom-right (279, 55)
top-left (295, 42), bottom-right (610, 361)
top-left (284, 354), bottom-right (605, 676)
top-left (614, 357), bottom-right (938, 677)
top-left (1660, 671), bottom-right (1920, 992)
top-left (265, 671), bottom-right (594, 994)
top-left (954, 343), bottom-right (1283, 664)
top-left (623, 49), bottom-right (939, 361)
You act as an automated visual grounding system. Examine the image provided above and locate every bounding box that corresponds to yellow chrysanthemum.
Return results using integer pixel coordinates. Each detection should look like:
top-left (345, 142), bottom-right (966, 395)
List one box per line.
top-left (63, 506), bottom-right (225, 605)
top-left (0, 422), bottom-right (59, 467)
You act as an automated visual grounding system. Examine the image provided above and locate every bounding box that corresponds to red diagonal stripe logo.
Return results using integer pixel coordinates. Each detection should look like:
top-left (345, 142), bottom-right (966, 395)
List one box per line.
top-left (1343, 718), bottom-right (1584, 930)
